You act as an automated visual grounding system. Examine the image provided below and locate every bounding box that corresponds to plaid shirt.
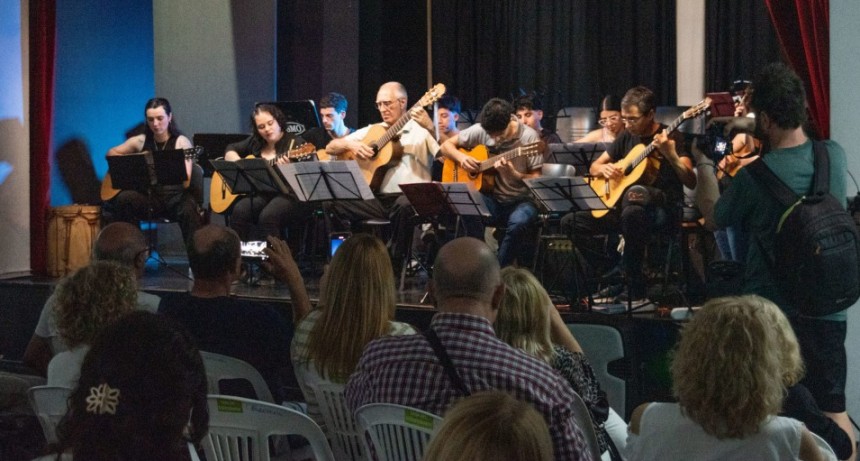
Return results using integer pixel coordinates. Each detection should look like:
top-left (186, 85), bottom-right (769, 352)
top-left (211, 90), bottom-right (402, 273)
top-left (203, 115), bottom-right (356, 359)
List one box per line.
top-left (345, 312), bottom-right (593, 461)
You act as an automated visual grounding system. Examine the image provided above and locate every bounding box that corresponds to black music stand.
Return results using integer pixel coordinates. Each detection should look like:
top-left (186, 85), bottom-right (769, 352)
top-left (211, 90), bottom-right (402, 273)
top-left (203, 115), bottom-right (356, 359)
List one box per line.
top-left (526, 176), bottom-right (629, 313)
top-left (106, 150), bottom-right (189, 270)
top-left (547, 142), bottom-right (609, 176)
top-left (276, 160), bottom-right (373, 202)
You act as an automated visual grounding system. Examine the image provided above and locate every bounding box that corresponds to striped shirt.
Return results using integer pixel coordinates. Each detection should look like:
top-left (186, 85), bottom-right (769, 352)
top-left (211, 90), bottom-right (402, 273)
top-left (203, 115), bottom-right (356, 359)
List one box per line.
top-left (345, 312), bottom-right (593, 461)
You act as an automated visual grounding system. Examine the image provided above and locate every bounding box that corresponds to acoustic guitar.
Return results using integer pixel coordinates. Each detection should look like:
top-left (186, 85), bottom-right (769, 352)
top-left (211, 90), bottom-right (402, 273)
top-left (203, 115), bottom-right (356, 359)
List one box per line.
top-left (441, 141), bottom-right (546, 194)
top-left (588, 99), bottom-right (710, 218)
top-left (100, 146), bottom-right (203, 201)
top-left (209, 143), bottom-right (316, 214)
top-left (334, 83), bottom-right (446, 191)
top-left (716, 89), bottom-right (759, 180)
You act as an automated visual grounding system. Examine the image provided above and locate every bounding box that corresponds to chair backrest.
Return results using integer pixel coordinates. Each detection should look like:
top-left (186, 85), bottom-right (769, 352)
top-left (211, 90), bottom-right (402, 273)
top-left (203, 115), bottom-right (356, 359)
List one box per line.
top-left (354, 403), bottom-right (442, 461)
top-left (569, 391), bottom-right (602, 460)
top-left (555, 107), bottom-right (597, 143)
top-left (202, 394), bottom-right (334, 461)
top-left (542, 163), bottom-right (577, 178)
top-left (28, 385), bottom-right (73, 445)
top-left (314, 382), bottom-right (366, 461)
top-left (200, 351), bottom-right (274, 403)
top-left (567, 323), bottom-right (627, 417)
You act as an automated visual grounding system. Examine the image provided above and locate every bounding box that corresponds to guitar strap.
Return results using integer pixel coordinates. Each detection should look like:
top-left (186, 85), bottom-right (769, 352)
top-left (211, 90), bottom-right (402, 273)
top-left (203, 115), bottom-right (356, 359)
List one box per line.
top-left (422, 327), bottom-right (472, 397)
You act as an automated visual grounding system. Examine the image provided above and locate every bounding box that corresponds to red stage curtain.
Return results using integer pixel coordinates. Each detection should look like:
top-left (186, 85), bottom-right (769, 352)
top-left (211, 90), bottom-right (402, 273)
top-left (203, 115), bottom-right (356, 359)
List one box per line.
top-left (30, 0), bottom-right (56, 275)
top-left (764, 0), bottom-right (829, 139)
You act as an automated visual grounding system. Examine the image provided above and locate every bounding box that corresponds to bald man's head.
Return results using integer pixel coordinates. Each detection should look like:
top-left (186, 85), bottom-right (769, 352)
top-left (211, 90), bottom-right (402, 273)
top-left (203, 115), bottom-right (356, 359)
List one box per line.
top-left (93, 222), bottom-right (148, 271)
top-left (187, 225), bottom-right (241, 280)
top-left (432, 238), bottom-right (502, 308)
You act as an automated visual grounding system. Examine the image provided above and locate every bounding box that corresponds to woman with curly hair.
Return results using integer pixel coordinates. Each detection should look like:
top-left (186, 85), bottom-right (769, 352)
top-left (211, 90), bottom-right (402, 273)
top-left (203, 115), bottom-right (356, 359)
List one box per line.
top-left (493, 267), bottom-right (627, 460)
top-left (35, 311), bottom-right (209, 461)
top-left (46, 261), bottom-right (138, 389)
top-left (626, 295), bottom-right (824, 460)
top-left (290, 234), bottom-right (416, 433)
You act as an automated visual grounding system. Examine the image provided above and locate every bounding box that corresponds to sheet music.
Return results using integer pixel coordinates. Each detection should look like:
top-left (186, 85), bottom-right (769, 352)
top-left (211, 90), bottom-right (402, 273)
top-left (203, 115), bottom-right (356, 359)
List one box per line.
top-left (439, 182), bottom-right (491, 218)
top-left (525, 177), bottom-right (607, 212)
top-left (278, 161), bottom-right (374, 202)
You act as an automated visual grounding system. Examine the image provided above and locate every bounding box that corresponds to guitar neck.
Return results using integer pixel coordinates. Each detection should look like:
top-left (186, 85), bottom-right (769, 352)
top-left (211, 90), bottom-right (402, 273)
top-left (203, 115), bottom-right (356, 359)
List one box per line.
top-left (478, 144), bottom-right (532, 172)
top-left (374, 103), bottom-right (421, 148)
top-left (630, 113), bottom-right (687, 169)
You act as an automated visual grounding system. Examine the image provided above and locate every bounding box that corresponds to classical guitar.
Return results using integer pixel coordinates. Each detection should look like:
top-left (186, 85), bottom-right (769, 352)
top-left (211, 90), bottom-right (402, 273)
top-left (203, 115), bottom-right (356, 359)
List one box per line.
top-left (441, 141), bottom-right (546, 194)
top-left (101, 146), bottom-right (203, 201)
top-left (716, 89), bottom-right (759, 180)
top-left (209, 143), bottom-right (316, 214)
top-left (334, 83), bottom-right (446, 191)
top-left (588, 99), bottom-right (710, 218)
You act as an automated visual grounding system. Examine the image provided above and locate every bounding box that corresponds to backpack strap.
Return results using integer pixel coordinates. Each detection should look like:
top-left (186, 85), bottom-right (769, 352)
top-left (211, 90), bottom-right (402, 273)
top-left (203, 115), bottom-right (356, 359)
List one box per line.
top-left (811, 140), bottom-right (831, 196)
top-left (746, 156), bottom-right (798, 208)
top-left (422, 327), bottom-right (472, 397)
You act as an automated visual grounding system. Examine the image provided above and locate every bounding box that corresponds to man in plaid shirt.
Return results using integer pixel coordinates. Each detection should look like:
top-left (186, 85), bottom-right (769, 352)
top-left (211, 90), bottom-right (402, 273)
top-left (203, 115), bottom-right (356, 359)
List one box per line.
top-left (345, 237), bottom-right (593, 461)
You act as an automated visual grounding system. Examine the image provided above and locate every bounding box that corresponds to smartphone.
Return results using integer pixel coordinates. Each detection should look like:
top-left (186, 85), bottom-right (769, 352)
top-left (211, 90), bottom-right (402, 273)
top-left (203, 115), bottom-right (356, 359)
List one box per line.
top-left (240, 240), bottom-right (269, 260)
top-left (330, 232), bottom-right (351, 259)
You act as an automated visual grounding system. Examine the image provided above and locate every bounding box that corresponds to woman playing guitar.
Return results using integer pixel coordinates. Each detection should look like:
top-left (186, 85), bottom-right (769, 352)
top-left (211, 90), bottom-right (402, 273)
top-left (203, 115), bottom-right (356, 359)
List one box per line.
top-left (223, 104), bottom-right (313, 245)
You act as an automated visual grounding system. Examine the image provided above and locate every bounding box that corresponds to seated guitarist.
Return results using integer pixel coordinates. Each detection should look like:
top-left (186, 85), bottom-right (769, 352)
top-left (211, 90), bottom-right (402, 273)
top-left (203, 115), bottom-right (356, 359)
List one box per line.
top-left (440, 98), bottom-right (543, 268)
top-left (103, 97), bottom-right (201, 245)
top-left (223, 104), bottom-right (311, 245)
top-left (324, 81), bottom-right (439, 269)
top-left (563, 86), bottom-right (696, 303)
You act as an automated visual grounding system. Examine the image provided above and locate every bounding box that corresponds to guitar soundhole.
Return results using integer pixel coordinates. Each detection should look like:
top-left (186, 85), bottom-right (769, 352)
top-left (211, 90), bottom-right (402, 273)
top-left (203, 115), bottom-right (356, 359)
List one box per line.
top-left (370, 144), bottom-right (379, 159)
top-left (468, 172), bottom-right (478, 179)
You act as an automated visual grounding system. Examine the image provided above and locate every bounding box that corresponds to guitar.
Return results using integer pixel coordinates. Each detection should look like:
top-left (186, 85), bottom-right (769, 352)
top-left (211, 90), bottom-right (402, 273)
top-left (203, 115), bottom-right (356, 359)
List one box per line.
top-left (588, 99), bottom-right (710, 218)
top-left (101, 146), bottom-right (203, 201)
top-left (441, 141), bottom-right (546, 194)
top-left (209, 143), bottom-right (316, 214)
top-left (716, 88), bottom-right (759, 180)
top-left (334, 83), bottom-right (446, 191)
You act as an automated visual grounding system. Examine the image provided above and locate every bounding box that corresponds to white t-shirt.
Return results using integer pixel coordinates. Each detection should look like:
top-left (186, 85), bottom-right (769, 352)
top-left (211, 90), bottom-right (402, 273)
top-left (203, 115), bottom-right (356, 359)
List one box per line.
top-left (626, 402), bottom-right (803, 461)
top-left (46, 345), bottom-right (90, 389)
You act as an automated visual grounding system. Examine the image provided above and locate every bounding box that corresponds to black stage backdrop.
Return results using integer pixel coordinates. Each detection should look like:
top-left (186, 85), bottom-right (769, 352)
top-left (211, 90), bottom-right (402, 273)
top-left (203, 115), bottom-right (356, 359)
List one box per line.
top-left (278, 1), bottom-right (780, 126)
top-left (705, 0), bottom-right (782, 92)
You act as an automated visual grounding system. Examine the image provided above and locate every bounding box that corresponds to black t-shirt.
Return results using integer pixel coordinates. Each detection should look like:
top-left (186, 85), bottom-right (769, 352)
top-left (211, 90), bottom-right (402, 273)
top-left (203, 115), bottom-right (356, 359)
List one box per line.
top-left (225, 133), bottom-right (305, 159)
top-left (607, 124), bottom-right (691, 205)
top-left (158, 292), bottom-right (291, 402)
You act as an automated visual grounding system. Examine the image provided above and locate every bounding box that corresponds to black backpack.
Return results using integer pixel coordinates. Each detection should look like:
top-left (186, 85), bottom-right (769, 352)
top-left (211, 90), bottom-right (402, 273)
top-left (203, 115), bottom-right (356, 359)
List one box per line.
top-left (747, 141), bottom-right (860, 316)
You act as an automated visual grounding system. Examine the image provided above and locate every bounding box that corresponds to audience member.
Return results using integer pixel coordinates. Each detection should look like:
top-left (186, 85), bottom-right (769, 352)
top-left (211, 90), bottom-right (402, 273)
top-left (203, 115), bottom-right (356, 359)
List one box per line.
top-left (577, 95), bottom-right (624, 143)
top-left (24, 222), bottom-right (158, 376)
top-left (423, 390), bottom-right (554, 461)
top-left (346, 237), bottom-right (593, 461)
top-left (495, 267), bottom-right (626, 459)
top-left (158, 224), bottom-right (306, 402)
top-left (714, 62), bottom-right (854, 460)
top-left (626, 295), bottom-right (824, 461)
top-left (291, 234), bottom-right (416, 432)
top-left (36, 311), bottom-right (208, 461)
top-left (46, 261), bottom-right (138, 389)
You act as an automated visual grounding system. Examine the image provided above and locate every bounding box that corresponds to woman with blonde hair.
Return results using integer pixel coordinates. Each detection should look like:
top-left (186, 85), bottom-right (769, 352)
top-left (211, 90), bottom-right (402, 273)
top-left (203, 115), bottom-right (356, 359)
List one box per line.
top-left (494, 267), bottom-right (626, 460)
top-left (290, 234), bottom-right (416, 431)
top-left (46, 261), bottom-right (138, 389)
top-left (422, 391), bottom-right (553, 461)
top-left (626, 295), bottom-right (824, 460)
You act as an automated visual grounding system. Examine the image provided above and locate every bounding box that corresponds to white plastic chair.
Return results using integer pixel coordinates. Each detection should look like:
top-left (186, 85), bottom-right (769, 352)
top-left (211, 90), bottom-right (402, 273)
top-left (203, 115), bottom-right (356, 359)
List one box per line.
top-left (567, 323), bottom-right (627, 417)
top-left (354, 403), bottom-right (442, 461)
top-left (569, 391), bottom-right (602, 461)
top-left (27, 385), bottom-right (72, 445)
top-left (200, 351), bottom-right (274, 403)
top-left (314, 382), bottom-right (366, 460)
top-left (555, 107), bottom-right (597, 143)
top-left (202, 394), bottom-right (334, 461)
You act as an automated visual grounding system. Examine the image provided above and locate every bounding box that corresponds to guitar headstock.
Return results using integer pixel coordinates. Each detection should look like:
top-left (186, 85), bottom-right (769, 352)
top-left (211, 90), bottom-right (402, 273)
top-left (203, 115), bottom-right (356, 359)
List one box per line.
top-left (684, 98), bottom-right (712, 120)
top-left (520, 140), bottom-right (546, 158)
top-left (417, 83), bottom-right (447, 108)
top-left (288, 143), bottom-right (317, 161)
top-left (186, 146), bottom-right (205, 161)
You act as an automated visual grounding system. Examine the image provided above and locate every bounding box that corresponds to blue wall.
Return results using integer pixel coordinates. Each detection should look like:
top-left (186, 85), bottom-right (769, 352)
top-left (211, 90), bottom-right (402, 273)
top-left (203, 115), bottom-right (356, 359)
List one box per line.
top-left (51, 0), bottom-right (154, 205)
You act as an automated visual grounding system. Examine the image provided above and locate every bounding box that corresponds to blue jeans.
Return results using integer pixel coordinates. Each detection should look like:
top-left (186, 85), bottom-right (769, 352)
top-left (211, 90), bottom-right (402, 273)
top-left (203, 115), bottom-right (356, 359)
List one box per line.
top-left (482, 195), bottom-right (539, 267)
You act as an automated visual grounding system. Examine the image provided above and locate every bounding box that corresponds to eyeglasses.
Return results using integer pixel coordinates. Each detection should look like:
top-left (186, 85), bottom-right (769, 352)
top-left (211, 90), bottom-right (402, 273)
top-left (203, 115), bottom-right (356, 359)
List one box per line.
top-left (375, 100), bottom-right (399, 109)
top-left (621, 115), bottom-right (645, 124)
top-left (598, 115), bottom-right (620, 126)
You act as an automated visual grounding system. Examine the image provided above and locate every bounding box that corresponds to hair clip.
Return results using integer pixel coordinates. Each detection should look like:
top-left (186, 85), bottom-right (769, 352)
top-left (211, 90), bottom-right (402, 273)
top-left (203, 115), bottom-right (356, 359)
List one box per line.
top-left (86, 383), bottom-right (120, 415)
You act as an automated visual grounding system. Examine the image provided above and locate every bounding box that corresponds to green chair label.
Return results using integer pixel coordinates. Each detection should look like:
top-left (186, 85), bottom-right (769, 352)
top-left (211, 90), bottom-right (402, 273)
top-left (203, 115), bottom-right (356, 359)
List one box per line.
top-left (404, 409), bottom-right (434, 429)
top-left (217, 399), bottom-right (244, 413)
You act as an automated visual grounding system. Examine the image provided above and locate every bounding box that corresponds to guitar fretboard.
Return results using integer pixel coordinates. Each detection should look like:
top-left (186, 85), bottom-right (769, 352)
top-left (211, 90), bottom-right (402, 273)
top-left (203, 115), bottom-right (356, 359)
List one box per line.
top-left (479, 143), bottom-right (540, 172)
